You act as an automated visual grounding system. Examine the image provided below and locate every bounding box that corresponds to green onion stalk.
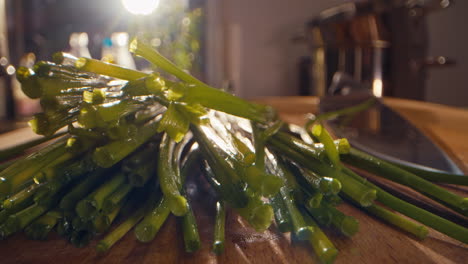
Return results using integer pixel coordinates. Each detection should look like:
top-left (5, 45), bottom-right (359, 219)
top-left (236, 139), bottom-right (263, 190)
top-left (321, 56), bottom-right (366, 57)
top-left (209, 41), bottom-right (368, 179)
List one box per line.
top-left (96, 185), bottom-right (157, 253)
top-left (343, 148), bottom-right (468, 216)
top-left (134, 133), bottom-right (194, 244)
top-left (212, 201), bottom-right (227, 255)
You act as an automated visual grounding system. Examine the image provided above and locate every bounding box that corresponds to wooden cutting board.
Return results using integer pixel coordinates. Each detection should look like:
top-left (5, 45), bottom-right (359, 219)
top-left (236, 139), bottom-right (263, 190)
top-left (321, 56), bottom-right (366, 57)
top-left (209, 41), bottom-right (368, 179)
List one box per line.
top-left (0, 96), bottom-right (467, 264)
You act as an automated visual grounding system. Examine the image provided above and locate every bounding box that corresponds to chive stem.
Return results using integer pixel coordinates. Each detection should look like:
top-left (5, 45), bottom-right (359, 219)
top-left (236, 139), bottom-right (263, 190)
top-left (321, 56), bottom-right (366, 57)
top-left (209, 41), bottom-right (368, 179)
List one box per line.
top-left (343, 148), bottom-right (468, 215)
top-left (75, 58), bottom-right (147, 81)
top-left (134, 196), bottom-right (171, 243)
top-left (212, 201), bottom-right (227, 255)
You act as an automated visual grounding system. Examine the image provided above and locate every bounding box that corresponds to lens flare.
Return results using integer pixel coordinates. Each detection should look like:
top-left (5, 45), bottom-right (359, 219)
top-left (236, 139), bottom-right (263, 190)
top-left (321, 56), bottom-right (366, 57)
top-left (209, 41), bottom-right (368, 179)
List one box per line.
top-left (121, 0), bottom-right (159, 15)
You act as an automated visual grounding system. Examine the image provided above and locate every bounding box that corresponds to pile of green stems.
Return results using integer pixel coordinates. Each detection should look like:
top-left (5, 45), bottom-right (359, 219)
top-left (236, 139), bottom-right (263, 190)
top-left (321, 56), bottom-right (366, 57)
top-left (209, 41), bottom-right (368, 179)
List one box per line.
top-left (0, 41), bottom-right (466, 264)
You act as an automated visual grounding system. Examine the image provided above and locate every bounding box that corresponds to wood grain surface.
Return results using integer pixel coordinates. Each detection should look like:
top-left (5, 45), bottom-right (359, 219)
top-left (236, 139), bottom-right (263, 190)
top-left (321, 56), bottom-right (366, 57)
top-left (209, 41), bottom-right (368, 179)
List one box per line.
top-left (0, 96), bottom-right (467, 264)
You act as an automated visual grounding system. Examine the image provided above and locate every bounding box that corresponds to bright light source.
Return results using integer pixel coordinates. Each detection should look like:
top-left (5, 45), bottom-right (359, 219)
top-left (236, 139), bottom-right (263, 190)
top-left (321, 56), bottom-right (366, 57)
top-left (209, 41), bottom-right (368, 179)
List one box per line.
top-left (112, 32), bottom-right (129, 47)
top-left (121, 0), bottom-right (159, 15)
top-left (6, 65), bottom-right (15, 75)
top-left (372, 78), bottom-right (383, 98)
top-left (0, 57), bottom-right (8, 66)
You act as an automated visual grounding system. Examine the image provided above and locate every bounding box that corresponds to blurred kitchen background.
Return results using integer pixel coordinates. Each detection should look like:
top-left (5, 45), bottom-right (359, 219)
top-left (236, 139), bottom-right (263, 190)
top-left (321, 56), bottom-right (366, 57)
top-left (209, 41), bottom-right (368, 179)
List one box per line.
top-left (0, 0), bottom-right (467, 128)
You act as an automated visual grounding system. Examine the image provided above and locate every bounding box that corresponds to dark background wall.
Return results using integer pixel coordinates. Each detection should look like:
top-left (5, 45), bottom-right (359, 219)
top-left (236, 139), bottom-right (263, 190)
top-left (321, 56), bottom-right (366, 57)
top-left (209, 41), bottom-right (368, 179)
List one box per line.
top-left (425, 1), bottom-right (468, 107)
top-left (7, 0), bottom-right (128, 63)
top-left (205, 0), bottom-right (468, 107)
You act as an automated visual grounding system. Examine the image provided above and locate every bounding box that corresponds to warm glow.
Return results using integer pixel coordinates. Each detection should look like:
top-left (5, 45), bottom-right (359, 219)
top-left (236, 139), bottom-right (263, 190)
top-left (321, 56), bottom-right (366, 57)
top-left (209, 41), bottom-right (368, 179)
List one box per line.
top-left (6, 65), bottom-right (15, 75)
top-left (372, 78), bottom-right (383, 98)
top-left (121, 0), bottom-right (159, 15)
top-left (112, 32), bottom-right (129, 47)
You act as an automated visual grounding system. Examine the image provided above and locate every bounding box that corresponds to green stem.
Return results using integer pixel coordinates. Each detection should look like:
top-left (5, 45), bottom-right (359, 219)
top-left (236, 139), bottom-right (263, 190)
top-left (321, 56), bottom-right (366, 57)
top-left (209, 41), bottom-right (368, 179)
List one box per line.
top-left (78, 100), bottom-right (144, 129)
top-left (306, 201), bottom-right (359, 237)
top-left (302, 211), bottom-right (339, 264)
top-left (286, 161), bottom-right (341, 196)
top-left (24, 210), bottom-right (61, 240)
top-left (243, 165), bottom-right (283, 198)
top-left (0, 138), bottom-right (68, 198)
top-left (179, 153), bottom-right (201, 253)
top-left (52, 52), bottom-right (79, 65)
top-left (130, 38), bottom-right (205, 87)
top-left (208, 116), bottom-right (282, 197)
top-left (102, 184), bottom-right (133, 214)
top-left (268, 137), bottom-right (376, 207)
top-left (127, 162), bottom-right (157, 187)
top-left (230, 131), bottom-right (256, 167)
top-left (29, 111), bottom-right (77, 136)
top-left (35, 151), bottom-right (96, 185)
top-left (235, 191), bottom-right (273, 232)
top-left (212, 201), bottom-right (227, 255)
top-left (306, 98), bottom-right (376, 127)
top-left (252, 122), bottom-right (267, 170)
top-left (0, 160), bottom-right (15, 172)
top-left (270, 193), bottom-right (292, 233)
top-left (83, 89), bottom-right (106, 104)
top-left (158, 133), bottom-right (188, 216)
top-left (93, 205), bottom-right (122, 234)
top-left (343, 148), bottom-right (468, 215)
top-left (307, 193), bottom-right (324, 208)
top-left (311, 124), bottom-right (341, 167)
top-left (92, 119), bottom-right (160, 168)
top-left (122, 143), bottom-right (159, 187)
top-left (343, 167), bottom-right (468, 243)
top-left (181, 199), bottom-right (201, 253)
top-left (96, 190), bottom-right (155, 253)
top-left (0, 209), bottom-right (9, 226)
top-left (391, 162), bottom-right (468, 186)
top-left (33, 60), bottom-right (94, 79)
top-left (122, 75), bottom-right (165, 96)
top-left (363, 203), bottom-right (428, 239)
top-left (192, 124), bottom-right (248, 208)
top-left (59, 169), bottom-right (107, 211)
top-left (267, 153), bottom-right (313, 239)
top-left (76, 172), bottom-right (126, 220)
top-left (313, 139), bottom-right (351, 160)
top-left (129, 38), bottom-right (274, 123)
top-left (279, 187), bottom-right (314, 240)
top-left (39, 76), bottom-right (103, 98)
top-left (319, 177), bottom-right (342, 195)
top-left (1, 199), bottom-right (55, 238)
top-left (75, 58), bottom-right (147, 81)
top-left (134, 196), bottom-right (171, 243)
top-left (0, 190), bottom-right (35, 225)
top-left (0, 132), bottom-right (66, 161)
top-left (16, 67), bottom-right (41, 99)
top-left (2, 183), bottom-right (40, 210)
